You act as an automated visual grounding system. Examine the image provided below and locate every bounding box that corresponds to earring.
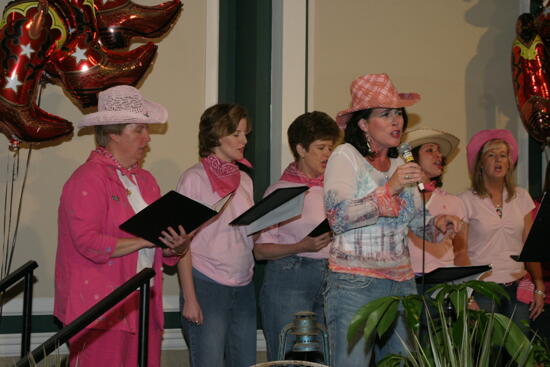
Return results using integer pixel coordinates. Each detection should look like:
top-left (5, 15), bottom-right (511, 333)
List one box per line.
top-left (365, 133), bottom-right (373, 153)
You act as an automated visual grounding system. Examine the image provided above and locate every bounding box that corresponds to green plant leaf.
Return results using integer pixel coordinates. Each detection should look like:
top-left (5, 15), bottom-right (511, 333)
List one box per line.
top-left (377, 299), bottom-right (399, 338)
top-left (347, 296), bottom-right (397, 343)
top-left (402, 295), bottom-right (423, 334)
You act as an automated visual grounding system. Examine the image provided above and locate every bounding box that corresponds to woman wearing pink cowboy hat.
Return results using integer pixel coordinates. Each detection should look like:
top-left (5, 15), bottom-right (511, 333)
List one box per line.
top-left (323, 74), bottom-right (462, 366)
top-left (55, 85), bottom-right (192, 367)
top-left (457, 129), bottom-right (545, 336)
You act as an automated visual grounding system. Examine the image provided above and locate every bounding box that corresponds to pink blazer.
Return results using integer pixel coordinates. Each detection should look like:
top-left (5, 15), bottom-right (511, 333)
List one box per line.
top-left (55, 150), bottom-right (178, 333)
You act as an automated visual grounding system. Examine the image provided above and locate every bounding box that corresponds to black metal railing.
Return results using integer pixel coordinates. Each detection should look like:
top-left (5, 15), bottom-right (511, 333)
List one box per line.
top-left (15, 268), bottom-right (155, 367)
top-left (0, 260), bottom-right (38, 358)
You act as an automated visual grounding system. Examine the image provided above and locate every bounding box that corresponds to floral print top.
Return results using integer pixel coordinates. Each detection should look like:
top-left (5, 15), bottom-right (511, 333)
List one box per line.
top-left (324, 143), bottom-right (441, 281)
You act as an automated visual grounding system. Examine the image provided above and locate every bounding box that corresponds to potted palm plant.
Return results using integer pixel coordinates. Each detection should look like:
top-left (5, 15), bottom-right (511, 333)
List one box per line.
top-left (348, 280), bottom-right (549, 367)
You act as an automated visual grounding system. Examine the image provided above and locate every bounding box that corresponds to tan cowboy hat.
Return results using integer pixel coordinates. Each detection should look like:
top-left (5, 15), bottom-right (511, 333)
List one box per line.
top-left (404, 128), bottom-right (460, 157)
top-left (335, 73), bottom-right (420, 129)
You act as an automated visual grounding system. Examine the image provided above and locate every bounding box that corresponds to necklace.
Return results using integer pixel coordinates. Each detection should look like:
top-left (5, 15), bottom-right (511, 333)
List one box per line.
top-left (495, 203), bottom-right (503, 218)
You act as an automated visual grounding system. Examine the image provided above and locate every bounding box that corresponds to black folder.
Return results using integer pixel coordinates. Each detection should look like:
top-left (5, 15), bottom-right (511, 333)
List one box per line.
top-left (415, 265), bottom-right (492, 284)
top-left (119, 190), bottom-right (221, 248)
top-left (511, 191), bottom-right (550, 262)
top-left (230, 186), bottom-right (309, 235)
top-left (308, 218), bottom-right (331, 237)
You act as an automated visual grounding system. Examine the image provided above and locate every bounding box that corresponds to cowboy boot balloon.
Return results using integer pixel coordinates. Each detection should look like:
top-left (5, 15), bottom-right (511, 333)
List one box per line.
top-left (0, 0), bottom-right (73, 143)
top-left (45, 0), bottom-right (158, 108)
top-left (95, 0), bottom-right (182, 49)
top-left (512, 13), bottom-right (550, 145)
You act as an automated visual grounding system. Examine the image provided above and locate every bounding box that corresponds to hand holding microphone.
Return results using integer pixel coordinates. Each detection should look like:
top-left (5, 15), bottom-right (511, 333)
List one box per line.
top-left (386, 143), bottom-right (423, 195)
top-left (397, 143), bottom-right (425, 191)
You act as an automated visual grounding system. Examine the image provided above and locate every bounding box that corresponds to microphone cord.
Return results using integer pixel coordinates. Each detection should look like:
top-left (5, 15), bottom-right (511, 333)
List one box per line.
top-left (421, 189), bottom-right (426, 291)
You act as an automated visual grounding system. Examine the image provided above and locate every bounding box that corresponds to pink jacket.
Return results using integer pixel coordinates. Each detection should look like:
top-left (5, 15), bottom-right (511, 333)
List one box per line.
top-left (54, 150), bottom-right (178, 333)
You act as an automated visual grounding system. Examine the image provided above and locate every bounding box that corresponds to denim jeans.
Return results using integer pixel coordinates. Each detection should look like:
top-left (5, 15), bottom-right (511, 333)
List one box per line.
top-left (259, 256), bottom-right (328, 361)
top-left (180, 271), bottom-right (257, 367)
top-left (473, 281), bottom-right (530, 332)
top-left (324, 271), bottom-right (417, 367)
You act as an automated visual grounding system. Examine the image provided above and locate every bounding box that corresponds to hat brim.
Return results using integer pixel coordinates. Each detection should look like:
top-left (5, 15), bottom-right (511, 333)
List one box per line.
top-left (404, 128), bottom-right (460, 158)
top-left (78, 98), bottom-right (168, 128)
top-left (335, 92), bottom-right (420, 130)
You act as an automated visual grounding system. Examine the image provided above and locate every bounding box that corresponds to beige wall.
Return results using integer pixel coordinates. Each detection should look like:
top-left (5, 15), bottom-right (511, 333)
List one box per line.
top-left (311, 0), bottom-right (523, 195)
top-left (0, 0), bottom-right (528, 307)
top-left (0, 0), bottom-right (206, 299)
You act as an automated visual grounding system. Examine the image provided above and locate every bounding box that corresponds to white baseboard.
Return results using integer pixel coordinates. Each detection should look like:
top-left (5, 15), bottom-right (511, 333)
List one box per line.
top-left (0, 296), bottom-right (267, 357)
top-left (0, 330), bottom-right (267, 357)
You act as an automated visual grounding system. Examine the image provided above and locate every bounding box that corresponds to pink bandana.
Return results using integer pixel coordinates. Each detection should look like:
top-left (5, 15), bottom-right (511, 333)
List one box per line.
top-left (94, 147), bottom-right (139, 183)
top-left (280, 162), bottom-right (324, 187)
top-left (201, 155), bottom-right (252, 197)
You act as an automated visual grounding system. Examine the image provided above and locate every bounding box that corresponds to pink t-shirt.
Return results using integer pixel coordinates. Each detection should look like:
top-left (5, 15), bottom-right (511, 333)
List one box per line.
top-left (408, 189), bottom-right (465, 273)
top-left (459, 187), bottom-right (534, 283)
top-left (176, 163), bottom-right (255, 286)
top-left (256, 181), bottom-right (330, 260)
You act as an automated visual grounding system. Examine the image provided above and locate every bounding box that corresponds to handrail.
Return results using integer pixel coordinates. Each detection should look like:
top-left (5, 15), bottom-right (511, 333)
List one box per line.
top-left (15, 268), bottom-right (155, 367)
top-left (0, 260), bottom-right (38, 358)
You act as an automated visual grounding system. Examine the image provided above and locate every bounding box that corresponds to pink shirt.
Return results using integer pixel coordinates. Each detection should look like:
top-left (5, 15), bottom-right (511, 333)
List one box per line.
top-left (256, 181), bottom-right (330, 260)
top-left (408, 189), bottom-right (466, 273)
top-left (176, 163), bottom-right (255, 286)
top-left (55, 150), bottom-right (178, 333)
top-left (459, 187), bottom-right (534, 283)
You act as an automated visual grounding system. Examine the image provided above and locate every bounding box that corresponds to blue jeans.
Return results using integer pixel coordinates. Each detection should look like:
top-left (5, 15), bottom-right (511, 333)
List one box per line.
top-left (473, 281), bottom-right (529, 332)
top-left (324, 271), bottom-right (417, 367)
top-left (180, 270), bottom-right (257, 367)
top-left (260, 256), bottom-right (328, 361)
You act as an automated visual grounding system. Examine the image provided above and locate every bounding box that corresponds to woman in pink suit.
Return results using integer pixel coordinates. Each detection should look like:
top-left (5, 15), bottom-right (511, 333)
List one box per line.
top-left (55, 85), bottom-right (191, 367)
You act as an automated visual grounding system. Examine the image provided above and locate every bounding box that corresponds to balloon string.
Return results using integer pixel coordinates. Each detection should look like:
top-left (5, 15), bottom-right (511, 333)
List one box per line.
top-left (6, 146), bottom-right (31, 277)
top-left (0, 145), bottom-right (31, 279)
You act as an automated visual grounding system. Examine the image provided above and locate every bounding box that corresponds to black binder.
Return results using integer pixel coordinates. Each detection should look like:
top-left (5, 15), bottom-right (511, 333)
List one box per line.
top-left (119, 190), bottom-right (222, 248)
top-left (415, 265), bottom-right (492, 284)
top-left (230, 186), bottom-right (308, 235)
top-left (308, 218), bottom-right (331, 237)
top-left (511, 191), bottom-right (550, 262)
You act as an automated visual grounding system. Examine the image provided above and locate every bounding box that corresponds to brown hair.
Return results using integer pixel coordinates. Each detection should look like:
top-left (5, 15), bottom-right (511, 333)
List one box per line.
top-left (471, 139), bottom-right (516, 201)
top-left (344, 108), bottom-right (409, 158)
top-left (287, 111), bottom-right (340, 161)
top-left (94, 124), bottom-right (129, 147)
top-left (198, 104), bottom-right (250, 158)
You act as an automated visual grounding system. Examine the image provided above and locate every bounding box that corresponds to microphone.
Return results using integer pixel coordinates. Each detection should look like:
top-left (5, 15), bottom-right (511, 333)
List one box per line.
top-left (397, 142), bottom-right (425, 191)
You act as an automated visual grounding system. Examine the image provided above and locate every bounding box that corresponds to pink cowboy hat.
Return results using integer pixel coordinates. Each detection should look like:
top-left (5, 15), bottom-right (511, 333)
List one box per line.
top-left (466, 129), bottom-right (519, 173)
top-left (79, 85), bottom-right (168, 128)
top-left (335, 73), bottom-right (421, 129)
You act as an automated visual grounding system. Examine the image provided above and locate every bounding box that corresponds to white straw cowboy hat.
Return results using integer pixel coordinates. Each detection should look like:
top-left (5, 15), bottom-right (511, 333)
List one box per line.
top-left (335, 73), bottom-right (421, 129)
top-left (79, 85), bottom-right (168, 128)
top-left (404, 128), bottom-right (460, 157)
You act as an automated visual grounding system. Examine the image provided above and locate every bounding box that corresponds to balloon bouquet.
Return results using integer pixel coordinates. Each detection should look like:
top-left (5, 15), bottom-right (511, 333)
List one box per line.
top-left (0, 0), bottom-right (181, 276)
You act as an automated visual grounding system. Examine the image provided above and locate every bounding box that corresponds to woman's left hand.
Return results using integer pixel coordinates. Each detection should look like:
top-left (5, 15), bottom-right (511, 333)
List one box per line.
top-left (434, 215), bottom-right (463, 238)
top-left (159, 225), bottom-right (194, 257)
top-left (530, 289), bottom-right (546, 320)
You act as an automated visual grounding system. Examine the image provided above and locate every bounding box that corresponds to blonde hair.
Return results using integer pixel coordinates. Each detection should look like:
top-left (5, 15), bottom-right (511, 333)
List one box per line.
top-left (471, 139), bottom-right (516, 201)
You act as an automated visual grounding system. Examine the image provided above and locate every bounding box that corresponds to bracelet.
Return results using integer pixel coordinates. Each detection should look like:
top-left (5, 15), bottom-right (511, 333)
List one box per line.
top-left (534, 289), bottom-right (546, 297)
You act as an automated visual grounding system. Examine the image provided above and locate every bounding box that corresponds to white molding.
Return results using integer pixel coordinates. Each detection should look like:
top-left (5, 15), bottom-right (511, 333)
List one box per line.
top-left (0, 330), bottom-right (266, 357)
top-left (270, 0), bottom-right (309, 182)
top-left (204, 0), bottom-right (219, 108)
top-left (0, 296), bottom-right (267, 357)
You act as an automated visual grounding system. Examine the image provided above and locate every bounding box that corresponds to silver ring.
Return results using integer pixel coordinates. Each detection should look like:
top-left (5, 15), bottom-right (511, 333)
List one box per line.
top-left (405, 175), bottom-right (410, 180)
